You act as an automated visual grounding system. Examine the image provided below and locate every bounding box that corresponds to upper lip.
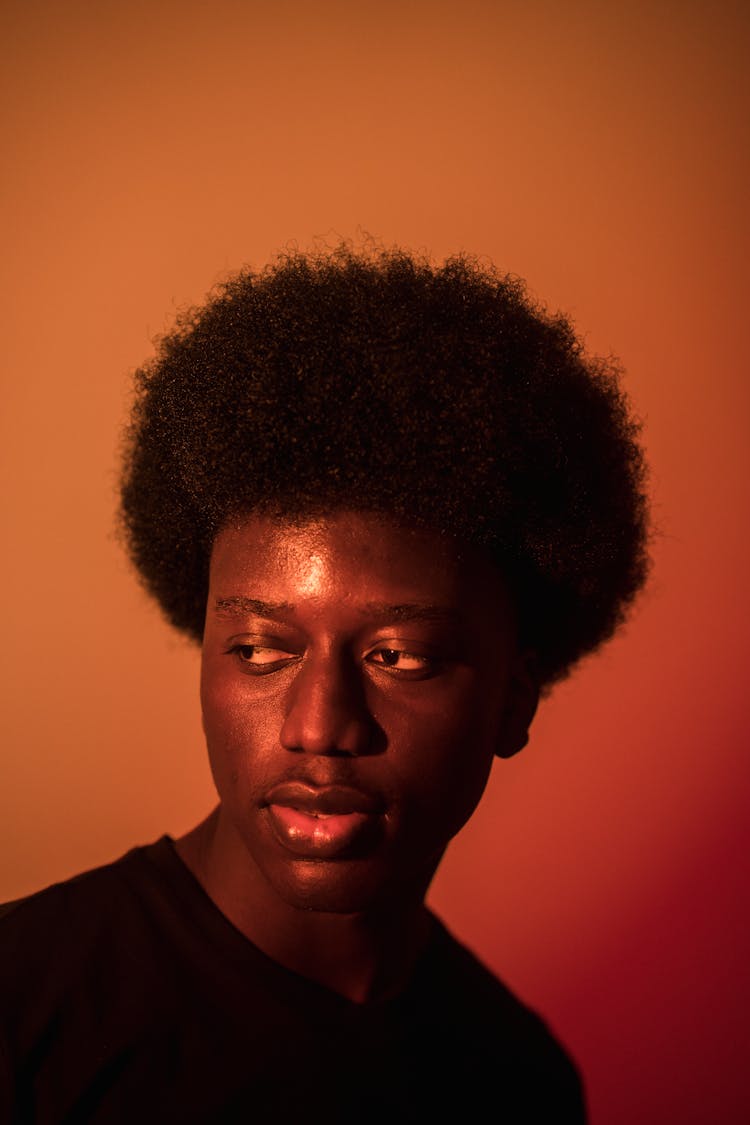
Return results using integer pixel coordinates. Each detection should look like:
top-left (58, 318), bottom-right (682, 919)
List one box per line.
top-left (263, 781), bottom-right (384, 816)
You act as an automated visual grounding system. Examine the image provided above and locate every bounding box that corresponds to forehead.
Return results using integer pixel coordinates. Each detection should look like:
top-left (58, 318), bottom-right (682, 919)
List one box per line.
top-left (209, 510), bottom-right (513, 622)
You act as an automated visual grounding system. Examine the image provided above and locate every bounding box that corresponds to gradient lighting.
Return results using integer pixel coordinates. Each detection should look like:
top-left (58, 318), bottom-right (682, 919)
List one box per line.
top-left (1, 4), bottom-right (747, 1122)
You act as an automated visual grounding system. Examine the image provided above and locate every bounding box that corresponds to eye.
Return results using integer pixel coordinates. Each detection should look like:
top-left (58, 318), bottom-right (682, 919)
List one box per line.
top-left (226, 644), bottom-right (298, 675)
top-left (365, 647), bottom-right (436, 677)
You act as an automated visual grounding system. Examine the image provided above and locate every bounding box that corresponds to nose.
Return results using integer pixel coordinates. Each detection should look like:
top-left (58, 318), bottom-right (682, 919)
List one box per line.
top-left (279, 650), bottom-right (376, 756)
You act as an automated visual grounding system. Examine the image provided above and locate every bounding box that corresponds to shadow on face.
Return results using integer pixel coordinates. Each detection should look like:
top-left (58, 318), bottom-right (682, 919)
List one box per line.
top-left (199, 509), bottom-right (539, 914)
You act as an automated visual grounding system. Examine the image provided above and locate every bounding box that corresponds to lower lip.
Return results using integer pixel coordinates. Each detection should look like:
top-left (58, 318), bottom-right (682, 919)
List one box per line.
top-left (266, 804), bottom-right (380, 858)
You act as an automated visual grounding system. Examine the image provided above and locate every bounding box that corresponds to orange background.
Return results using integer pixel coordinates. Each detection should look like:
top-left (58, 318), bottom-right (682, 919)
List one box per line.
top-left (2, 2), bottom-right (748, 1120)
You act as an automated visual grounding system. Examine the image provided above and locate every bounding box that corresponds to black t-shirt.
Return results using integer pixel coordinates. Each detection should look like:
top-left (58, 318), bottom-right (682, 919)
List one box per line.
top-left (0, 837), bottom-right (586, 1123)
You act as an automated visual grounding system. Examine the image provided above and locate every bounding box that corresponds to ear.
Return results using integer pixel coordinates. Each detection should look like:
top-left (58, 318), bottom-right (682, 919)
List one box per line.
top-left (494, 650), bottom-right (540, 760)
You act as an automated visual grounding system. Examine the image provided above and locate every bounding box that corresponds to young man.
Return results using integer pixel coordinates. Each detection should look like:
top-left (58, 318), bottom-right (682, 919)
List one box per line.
top-left (1, 244), bottom-right (649, 1122)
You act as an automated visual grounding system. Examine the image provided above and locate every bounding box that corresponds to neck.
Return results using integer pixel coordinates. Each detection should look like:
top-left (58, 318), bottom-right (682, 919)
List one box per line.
top-left (174, 807), bottom-right (435, 1004)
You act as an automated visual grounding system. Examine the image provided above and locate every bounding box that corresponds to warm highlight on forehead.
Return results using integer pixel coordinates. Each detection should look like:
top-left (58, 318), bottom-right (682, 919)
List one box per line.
top-left (207, 512), bottom-right (518, 639)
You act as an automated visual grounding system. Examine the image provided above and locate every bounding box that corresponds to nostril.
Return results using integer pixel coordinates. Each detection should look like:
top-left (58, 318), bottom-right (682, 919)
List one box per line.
top-left (279, 696), bottom-right (377, 758)
top-left (280, 714), bottom-right (374, 757)
top-left (277, 650), bottom-right (391, 758)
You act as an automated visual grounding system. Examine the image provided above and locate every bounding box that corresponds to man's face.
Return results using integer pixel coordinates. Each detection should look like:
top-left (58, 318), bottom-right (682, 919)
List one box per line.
top-left (201, 510), bottom-right (535, 915)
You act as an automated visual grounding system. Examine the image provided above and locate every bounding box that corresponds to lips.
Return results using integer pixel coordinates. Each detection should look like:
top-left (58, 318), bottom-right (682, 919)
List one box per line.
top-left (262, 781), bottom-right (385, 858)
top-left (264, 781), bottom-right (384, 816)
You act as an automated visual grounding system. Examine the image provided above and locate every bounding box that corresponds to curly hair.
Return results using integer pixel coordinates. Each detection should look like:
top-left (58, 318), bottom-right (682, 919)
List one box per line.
top-left (119, 240), bottom-right (650, 690)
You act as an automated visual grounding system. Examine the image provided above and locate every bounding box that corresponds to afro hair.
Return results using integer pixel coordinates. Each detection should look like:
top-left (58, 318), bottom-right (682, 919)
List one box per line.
top-left (119, 240), bottom-right (650, 690)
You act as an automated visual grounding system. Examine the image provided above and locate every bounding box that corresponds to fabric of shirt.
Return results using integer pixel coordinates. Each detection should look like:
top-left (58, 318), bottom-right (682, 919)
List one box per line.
top-left (0, 837), bottom-right (587, 1123)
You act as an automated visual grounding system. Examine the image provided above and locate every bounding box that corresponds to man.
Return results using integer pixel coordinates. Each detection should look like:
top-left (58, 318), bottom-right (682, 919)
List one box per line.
top-left (1, 243), bottom-right (649, 1122)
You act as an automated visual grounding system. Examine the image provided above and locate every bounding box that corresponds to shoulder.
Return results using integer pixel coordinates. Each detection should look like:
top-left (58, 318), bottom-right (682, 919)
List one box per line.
top-left (0, 838), bottom-right (179, 1029)
top-left (411, 916), bottom-right (587, 1119)
top-left (422, 915), bottom-right (557, 1032)
top-left (0, 837), bottom-right (174, 955)
top-left (1, 851), bottom-right (127, 965)
top-left (0, 837), bottom-right (196, 1119)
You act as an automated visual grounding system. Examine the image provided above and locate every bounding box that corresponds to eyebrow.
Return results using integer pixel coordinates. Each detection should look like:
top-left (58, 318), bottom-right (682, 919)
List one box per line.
top-left (361, 602), bottom-right (462, 625)
top-left (213, 597), bottom-right (294, 619)
top-left (212, 596), bottom-right (462, 625)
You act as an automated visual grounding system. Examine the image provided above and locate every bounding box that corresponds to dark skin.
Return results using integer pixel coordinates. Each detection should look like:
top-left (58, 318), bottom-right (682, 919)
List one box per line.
top-left (175, 511), bottom-right (539, 1003)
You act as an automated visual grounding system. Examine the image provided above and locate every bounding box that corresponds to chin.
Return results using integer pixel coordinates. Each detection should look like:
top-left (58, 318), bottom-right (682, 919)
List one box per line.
top-left (269, 857), bottom-right (405, 915)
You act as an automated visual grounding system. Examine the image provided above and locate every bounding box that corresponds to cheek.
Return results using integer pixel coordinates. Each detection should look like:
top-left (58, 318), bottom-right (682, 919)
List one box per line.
top-left (387, 684), bottom-right (502, 842)
top-left (200, 665), bottom-right (280, 794)
top-left (432, 720), bottom-right (497, 831)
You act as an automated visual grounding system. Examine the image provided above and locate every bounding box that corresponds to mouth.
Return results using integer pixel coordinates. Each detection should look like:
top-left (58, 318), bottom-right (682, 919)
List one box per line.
top-left (262, 782), bottom-right (385, 858)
